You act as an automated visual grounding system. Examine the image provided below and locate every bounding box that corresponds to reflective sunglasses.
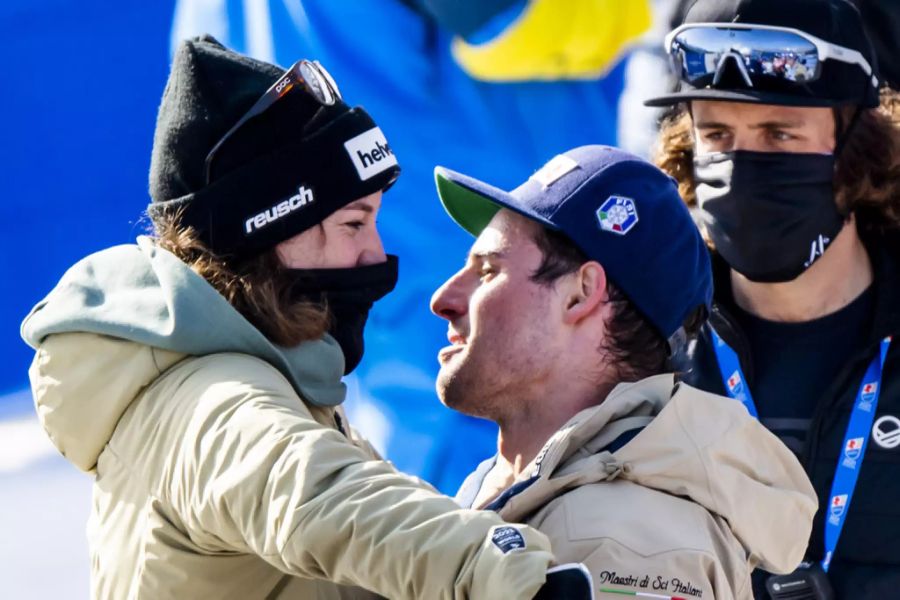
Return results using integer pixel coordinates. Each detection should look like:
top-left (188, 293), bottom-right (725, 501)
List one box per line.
top-left (204, 59), bottom-right (341, 184)
top-left (665, 23), bottom-right (877, 90)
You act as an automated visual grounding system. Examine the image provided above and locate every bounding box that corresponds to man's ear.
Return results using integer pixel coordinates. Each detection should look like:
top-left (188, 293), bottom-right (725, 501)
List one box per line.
top-left (562, 261), bottom-right (608, 325)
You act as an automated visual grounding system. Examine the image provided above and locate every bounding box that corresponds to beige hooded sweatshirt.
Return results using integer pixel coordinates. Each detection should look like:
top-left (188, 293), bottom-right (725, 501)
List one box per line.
top-left (21, 239), bottom-right (553, 599)
top-left (457, 375), bottom-right (819, 599)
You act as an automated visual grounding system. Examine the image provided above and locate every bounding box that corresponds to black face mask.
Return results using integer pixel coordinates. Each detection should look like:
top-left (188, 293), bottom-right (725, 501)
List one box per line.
top-left (693, 150), bottom-right (845, 283)
top-left (286, 255), bottom-right (398, 374)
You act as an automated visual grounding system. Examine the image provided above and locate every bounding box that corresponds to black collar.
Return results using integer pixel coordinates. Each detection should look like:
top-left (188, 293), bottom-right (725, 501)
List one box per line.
top-left (709, 230), bottom-right (900, 344)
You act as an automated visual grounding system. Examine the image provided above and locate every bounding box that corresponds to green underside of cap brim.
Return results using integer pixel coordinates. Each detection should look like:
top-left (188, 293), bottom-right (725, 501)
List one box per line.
top-left (435, 171), bottom-right (502, 237)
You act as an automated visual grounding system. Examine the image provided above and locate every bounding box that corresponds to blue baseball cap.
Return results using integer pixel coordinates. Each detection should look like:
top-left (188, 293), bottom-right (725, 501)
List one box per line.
top-left (434, 145), bottom-right (712, 350)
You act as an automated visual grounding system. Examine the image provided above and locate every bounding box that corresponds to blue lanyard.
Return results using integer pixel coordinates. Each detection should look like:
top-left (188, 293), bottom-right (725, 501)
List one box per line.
top-left (711, 327), bottom-right (892, 572)
top-left (711, 329), bottom-right (759, 418)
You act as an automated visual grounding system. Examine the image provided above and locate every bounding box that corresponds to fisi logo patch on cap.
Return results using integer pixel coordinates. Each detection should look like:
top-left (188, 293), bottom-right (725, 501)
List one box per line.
top-left (597, 195), bottom-right (639, 235)
top-left (345, 127), bottom-right (398, 181)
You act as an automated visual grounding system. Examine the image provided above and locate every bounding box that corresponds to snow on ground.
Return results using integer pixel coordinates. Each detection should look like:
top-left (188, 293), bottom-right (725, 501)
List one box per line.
top-left (0, 390), bottom-right (91, 599)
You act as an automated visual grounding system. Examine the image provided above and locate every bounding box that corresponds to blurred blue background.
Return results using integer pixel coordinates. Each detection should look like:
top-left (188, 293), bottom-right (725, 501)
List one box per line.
top-left (1, 0), bottom-right (676, 595)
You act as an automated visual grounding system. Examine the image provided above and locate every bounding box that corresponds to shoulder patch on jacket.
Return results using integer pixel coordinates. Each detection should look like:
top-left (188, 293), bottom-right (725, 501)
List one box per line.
top-left (491, 526), bottom-right (526, 553)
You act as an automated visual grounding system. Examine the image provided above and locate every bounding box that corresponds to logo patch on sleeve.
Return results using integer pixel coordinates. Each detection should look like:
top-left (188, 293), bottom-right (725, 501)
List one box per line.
top-left (344, 127), bottom-right (398, 181)
top-left (491, 526), bottom-right (526, 554)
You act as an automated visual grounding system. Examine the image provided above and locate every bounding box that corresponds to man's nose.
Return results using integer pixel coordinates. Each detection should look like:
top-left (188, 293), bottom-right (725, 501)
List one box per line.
top-left (430, 270), bottom-right (468, 321)
top-left (731, 131), bottom-right (765, 153)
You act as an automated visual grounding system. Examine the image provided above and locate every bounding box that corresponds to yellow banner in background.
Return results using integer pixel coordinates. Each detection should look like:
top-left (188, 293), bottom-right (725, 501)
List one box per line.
top-left (452, 0), bottom-right (652, 81)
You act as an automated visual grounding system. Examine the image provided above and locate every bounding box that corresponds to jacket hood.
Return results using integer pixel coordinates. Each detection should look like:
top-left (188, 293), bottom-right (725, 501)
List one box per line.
top-left (489, 375), bottom-right (817, 574)
top-left (21, 236), bottom-right (346, 470)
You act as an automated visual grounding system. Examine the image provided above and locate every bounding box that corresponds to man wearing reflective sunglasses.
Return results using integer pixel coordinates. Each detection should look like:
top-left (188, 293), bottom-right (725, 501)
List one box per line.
top-left (19, 35), bottom-right (592, 599)
top-left (647, 0), bottom-right (900, 598)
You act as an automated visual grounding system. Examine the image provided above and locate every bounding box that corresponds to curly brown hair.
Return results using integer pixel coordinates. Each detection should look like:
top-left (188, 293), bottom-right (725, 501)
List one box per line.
top-left (653, 88), bottom-right (900, 236)
top-left (151, 211), bottom-right (330, 347)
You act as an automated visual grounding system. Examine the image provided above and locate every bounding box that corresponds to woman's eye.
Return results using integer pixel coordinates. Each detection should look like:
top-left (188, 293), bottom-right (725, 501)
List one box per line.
top-left (344, 221), bottom-right (365, 231)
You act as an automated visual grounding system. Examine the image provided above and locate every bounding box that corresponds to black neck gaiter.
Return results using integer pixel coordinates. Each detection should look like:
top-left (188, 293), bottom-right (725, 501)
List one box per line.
top-left (286, 255), bottom-right (398, 375)
top-left (693, 150), bottom-right (845, 283)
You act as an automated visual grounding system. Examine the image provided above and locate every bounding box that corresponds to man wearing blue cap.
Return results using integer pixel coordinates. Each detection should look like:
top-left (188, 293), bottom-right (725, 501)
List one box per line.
top-left (430, 145), bottom-right (819, 599)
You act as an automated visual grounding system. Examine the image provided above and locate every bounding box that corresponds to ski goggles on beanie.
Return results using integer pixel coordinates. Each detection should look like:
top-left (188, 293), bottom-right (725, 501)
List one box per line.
top-left (665, 23), bottom-right (877, 90)
top-left (149, 103), bottom-right (400, 258)
top-left (147, 39), bottom-right (400, 258)
top-left (204, 59), bottom-right (341, 184)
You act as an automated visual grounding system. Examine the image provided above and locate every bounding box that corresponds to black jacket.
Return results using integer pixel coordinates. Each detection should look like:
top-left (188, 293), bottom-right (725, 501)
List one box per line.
top-left (675, 233), bottom-right (900, 599)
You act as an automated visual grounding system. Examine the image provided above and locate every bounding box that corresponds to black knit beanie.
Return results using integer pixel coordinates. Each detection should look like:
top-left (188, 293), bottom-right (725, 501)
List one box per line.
top-left (147, 35), bottom-right (400, 257)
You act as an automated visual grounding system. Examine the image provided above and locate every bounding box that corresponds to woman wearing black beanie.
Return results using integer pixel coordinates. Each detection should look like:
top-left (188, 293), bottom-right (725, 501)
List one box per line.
top-left (21, 35), bottom-right (588, 599)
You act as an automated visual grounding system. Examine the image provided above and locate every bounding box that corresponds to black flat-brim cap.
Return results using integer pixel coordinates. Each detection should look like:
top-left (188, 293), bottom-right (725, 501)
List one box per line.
top-left (644, 86), bottom-right (843, 108)
top-left (644, 0), bottom-right (880, 108)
